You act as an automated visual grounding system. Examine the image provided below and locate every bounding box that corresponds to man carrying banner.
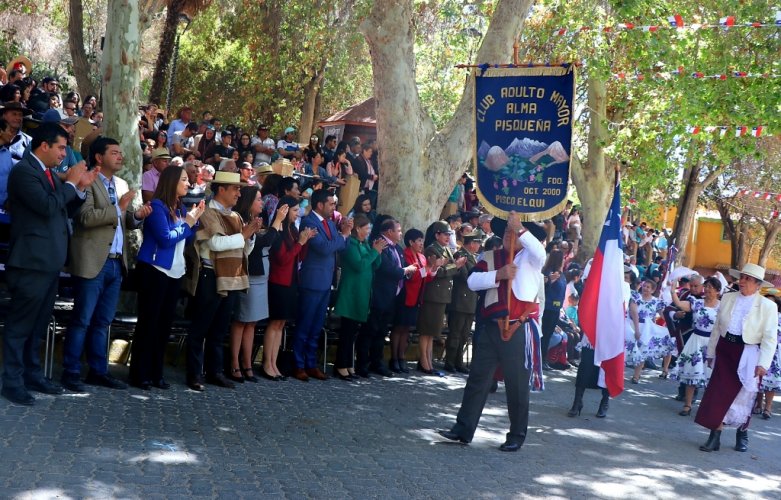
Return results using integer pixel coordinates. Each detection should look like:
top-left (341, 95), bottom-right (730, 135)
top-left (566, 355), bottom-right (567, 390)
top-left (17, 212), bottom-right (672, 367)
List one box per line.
top-left (438, 211), bottom-right (546, 452)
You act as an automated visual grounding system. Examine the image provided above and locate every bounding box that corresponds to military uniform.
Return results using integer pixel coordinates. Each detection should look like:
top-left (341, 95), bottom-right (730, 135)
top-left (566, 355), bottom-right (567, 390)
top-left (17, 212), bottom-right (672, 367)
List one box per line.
top-left (445, 247), bottom-right (477, 371)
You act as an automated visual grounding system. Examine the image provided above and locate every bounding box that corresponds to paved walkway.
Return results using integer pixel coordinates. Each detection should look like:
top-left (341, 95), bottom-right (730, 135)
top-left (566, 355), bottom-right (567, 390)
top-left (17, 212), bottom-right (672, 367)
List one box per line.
top-left (1, 362), bottom-right (779, 499)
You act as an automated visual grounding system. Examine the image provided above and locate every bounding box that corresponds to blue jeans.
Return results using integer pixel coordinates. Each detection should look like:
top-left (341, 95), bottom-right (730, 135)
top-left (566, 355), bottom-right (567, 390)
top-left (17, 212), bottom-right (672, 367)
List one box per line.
top-left (62, 259), bottom-right (123, 376)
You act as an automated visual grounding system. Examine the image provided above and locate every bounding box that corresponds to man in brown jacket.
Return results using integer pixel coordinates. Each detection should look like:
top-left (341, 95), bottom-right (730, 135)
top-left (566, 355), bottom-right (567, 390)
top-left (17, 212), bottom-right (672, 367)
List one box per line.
top-left (61, 136), bottom-right (151, 392)
top-left (444, 230), bottom-right (481, 373)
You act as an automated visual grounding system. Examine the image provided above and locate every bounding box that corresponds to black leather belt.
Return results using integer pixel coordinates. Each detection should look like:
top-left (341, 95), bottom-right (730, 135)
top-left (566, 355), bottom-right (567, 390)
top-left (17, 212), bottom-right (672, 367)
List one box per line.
top-left (108, 253), bottom-right (122, 259)
top-left (724, 332), bottom-right (743, 344)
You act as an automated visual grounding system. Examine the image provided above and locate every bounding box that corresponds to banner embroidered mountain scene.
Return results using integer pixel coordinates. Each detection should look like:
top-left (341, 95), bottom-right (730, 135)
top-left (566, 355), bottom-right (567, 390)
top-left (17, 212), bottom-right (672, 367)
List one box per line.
top-left (473, 65), bottom-right (575, 220)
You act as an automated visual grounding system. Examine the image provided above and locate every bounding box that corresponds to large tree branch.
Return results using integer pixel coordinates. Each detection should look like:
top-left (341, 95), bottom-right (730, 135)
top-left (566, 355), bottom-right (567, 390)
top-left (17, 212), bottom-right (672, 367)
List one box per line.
top-left (427, 0), bottom-right (534, 175)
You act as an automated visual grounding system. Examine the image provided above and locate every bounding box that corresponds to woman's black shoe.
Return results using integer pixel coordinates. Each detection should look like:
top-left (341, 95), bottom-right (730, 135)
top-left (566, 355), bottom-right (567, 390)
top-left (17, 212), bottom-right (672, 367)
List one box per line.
top-left (389, 359), bottom-right (402, 373)
top-left (699, 430), bottom-right (721, 452)
top-left (227, 368), bottom-right (245, 383)
top-left (261, 369), bottom-right (280, 381)
top-left (568, 386), bottom-right (585, 417)
top-left (417, 362), bottom-right (434, 375)
top-left (596, 389), bottom-right (609, 418)
top-left (335, 371), bottom-right (354, 382)
top-left (241, 369), bottom-right (259, 383)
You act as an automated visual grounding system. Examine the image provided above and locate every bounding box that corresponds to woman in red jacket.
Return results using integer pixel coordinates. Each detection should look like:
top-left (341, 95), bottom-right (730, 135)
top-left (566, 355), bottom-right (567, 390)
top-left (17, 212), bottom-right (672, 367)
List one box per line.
top-left (262, 196), bottom-right (315, 380)
top-left (389, 228), bottom-right (442, 373)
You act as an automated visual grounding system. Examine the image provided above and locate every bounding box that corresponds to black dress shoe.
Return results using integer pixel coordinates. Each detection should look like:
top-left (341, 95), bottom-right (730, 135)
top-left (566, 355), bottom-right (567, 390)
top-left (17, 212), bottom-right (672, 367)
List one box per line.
top-left (389, 360), bottom-right (402, 373)
top-left (85, 372), bottom-right (127, 390)
top-left (26, 377), bottom-right (63, 395)
top-left (455, 365), bottom-right (470, 374)
top-left (371, 366), bottom-right (394, 377)
top-left (206, 373), bottom-right (236, 389)
top-left (355, 369), bottom-right (371, 379)
top-left (61, 373), bottom-right (87, 393)
top-left (499, 441), bottom-right (522, 452)
top-left (187, 378), bottom-right (205, 392)
top-left (399, 362), bottom-right (410, 374)
top-left (438, 430), bottom-right (468, 444)
top-left (443, 363), bottom-right (456, 373)
top-left (130, 380), bottom-right (152, 390)
top-left (152, 379), bottom-right (171, 390)
top-left (348, 373), bottom-right (361, 380)
top-left (1, 386), bottom-right (35, 405)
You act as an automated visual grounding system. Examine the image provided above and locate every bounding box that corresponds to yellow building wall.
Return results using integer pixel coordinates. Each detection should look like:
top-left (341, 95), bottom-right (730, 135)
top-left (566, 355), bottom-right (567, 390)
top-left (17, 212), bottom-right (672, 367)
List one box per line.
top-left (688, 218), bottom-right (780, 271)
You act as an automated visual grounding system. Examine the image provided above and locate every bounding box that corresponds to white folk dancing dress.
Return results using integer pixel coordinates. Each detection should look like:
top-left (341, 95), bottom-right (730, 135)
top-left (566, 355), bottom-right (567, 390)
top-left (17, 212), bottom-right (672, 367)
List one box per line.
top-left (625, 293), bottom-right (677, 366)
top-left (671, 297), bottom-right (720, 387)
top-left (760, 314), bottom-right (781, 392)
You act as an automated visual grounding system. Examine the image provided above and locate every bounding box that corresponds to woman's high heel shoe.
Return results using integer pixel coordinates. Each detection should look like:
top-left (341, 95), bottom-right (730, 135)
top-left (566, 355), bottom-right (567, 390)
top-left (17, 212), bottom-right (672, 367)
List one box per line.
top-left (241, 368), bottom-right (259, 383)
top-left (228, 368), bottom-right (245, 383)
top-left (679, 405), bottom-right (692, 416)
top-left (567, 387), bottom-right (585, 417)
top-left (261, 368), bottom-right (280, 381)
top-left (658, 372), bottom-right (669, 379)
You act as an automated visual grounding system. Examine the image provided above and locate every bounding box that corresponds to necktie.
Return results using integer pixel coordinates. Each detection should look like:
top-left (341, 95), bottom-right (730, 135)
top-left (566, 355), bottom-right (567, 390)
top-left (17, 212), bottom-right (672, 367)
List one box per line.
top-left (390, 245), bottom-right (403, 295)
top-left (45, 169), bottom-right (55, 189)
top-left (108, 185), bottom-right (117, 205)
top-left (322, 218), bottom-right (331, 238)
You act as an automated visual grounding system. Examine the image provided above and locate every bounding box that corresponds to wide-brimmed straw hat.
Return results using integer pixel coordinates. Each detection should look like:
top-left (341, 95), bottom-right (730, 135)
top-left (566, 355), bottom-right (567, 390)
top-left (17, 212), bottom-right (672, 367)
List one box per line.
top-left (728, 263), bottom-right (772, 287)
top-left (209, 171), bottom-right (247, 186)
top-left (6, 55), bottom-right (32, 75)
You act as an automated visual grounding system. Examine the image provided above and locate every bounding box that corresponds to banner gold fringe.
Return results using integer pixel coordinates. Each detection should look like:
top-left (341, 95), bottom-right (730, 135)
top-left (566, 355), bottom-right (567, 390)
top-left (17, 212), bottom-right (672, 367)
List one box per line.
top-left (475, 65), bottom-right (573, 78)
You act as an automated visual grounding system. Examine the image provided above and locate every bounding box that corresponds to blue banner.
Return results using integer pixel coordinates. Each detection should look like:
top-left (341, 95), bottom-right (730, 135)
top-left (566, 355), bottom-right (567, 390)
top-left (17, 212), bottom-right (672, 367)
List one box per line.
top-left (473, 66), bottom-right (574, 220)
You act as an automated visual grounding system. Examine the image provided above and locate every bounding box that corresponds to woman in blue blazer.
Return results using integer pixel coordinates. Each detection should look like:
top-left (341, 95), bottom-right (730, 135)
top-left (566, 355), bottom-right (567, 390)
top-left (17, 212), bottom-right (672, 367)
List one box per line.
top-left (129, 166), bottom-right (205, 390)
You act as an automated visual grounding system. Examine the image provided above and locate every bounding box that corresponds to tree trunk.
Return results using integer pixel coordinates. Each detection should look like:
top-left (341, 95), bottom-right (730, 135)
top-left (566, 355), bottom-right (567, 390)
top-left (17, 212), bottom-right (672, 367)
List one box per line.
top-left (102, 0), bottom-right (142, 189)
top-left (68, 0), bottom-right (98, 97)
top-left (758, 221), bottom-right (781, 267)
top-left (147, 0), bottom-right (185, 107)
top-left (735, 221), bottom-right (749, 268)
top-left (671, 166), bottom-right (702, 266)
top-left (361, 0), bottom-right (532, 231)
top-left (299, 68), bottom-right (325, 140)
top-left (570, 77), bottom-right (614, 263)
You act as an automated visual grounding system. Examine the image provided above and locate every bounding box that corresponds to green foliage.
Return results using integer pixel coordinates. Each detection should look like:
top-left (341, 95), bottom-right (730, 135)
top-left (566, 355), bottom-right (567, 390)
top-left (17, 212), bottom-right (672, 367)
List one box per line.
top-left (414, 0), bottom-right (494, 127)
top-left (167, 0), bottom-right (373, 135)
top-left (519, 0), bottom-right (781, 221)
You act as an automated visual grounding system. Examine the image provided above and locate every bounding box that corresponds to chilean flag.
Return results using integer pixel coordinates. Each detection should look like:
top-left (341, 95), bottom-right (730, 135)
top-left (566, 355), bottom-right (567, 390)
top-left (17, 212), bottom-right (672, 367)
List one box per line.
top-left (579, 181), bottom-right (625, 397)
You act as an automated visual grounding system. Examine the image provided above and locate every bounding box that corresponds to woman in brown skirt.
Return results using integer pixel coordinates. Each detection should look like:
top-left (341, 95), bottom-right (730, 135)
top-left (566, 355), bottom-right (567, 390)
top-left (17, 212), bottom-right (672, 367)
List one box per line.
top-left (695, 264), bottom-right (778, 453)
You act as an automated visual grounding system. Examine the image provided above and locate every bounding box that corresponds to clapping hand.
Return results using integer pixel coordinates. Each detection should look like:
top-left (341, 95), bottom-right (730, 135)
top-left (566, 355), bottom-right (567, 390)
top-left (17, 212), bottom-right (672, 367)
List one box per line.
top-left (298, 227), bottom-right (317, 244)
top-left (185, 200), bottom-right (206, 226)
top-left (134, 202), bottom-right (153, 220)
top-left (372, 237), bottom-right (387, 253)
top-left (119, 189), bottom-right (136, 212)
top-left (340, 217), bottom-right (354, 236)
top-left (455, 255), bottom-right (468, 268)
top-left (65, 161), bottom-right (98, 190)
top-left (273, 204), bottom-right (289, 227)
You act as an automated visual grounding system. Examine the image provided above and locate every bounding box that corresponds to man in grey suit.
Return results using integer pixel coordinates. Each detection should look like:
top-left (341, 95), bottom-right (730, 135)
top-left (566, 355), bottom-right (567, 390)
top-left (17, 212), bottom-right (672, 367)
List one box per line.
top-left (60, 136), bottom-right (152, 392)
top-left (1, 123), bottom-right (96, 405)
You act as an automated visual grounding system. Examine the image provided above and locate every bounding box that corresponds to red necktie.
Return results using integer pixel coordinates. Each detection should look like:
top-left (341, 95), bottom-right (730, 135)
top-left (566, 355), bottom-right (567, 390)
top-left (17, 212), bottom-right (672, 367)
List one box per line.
top-left (322, 218), bottom-right (331, 238)
top-left (45, 169), bottom-right (55, 189)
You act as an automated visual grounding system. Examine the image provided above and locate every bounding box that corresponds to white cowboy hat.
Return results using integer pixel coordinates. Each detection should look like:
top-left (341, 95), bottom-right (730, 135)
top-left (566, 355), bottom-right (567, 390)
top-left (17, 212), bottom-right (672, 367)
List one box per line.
top-left (209, 170), bottom-right (247, 186)
top-left (728, 263), bottom-right (772, 287)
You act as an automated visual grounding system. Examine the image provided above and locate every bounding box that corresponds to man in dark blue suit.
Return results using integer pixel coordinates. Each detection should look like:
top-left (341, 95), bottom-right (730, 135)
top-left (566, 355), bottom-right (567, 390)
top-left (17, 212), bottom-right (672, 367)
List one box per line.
top-left (292, 189), bottom-right (353, 381)
top-left (2, 123), bottom-right (96, 405)
top-left (357, 218), bottom-right (416, 377)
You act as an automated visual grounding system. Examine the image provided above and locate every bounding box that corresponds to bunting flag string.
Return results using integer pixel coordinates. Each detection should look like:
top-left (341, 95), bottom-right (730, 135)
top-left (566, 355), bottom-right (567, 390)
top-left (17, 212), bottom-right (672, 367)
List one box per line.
top-left (612, 67), bottom-right (781, 81)
top-left (770, 210), bottom-right (781, 220)
top-left (552, 11), bottom-right (781, 37)
top-left (736, 189), bottom-right (781, 201)
top-left (685, 126), bottom-right (765, 137)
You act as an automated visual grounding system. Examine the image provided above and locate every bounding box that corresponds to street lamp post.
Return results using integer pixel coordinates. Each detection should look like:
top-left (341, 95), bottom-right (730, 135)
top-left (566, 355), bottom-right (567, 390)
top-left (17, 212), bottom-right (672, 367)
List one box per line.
top-left (165, 13), bottom-right (191, 113)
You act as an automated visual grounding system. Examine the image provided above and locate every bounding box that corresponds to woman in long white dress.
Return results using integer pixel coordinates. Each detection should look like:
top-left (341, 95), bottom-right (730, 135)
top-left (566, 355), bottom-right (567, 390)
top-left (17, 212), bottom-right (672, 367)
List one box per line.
top-left (669, 276), bottom-right (722, 416)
